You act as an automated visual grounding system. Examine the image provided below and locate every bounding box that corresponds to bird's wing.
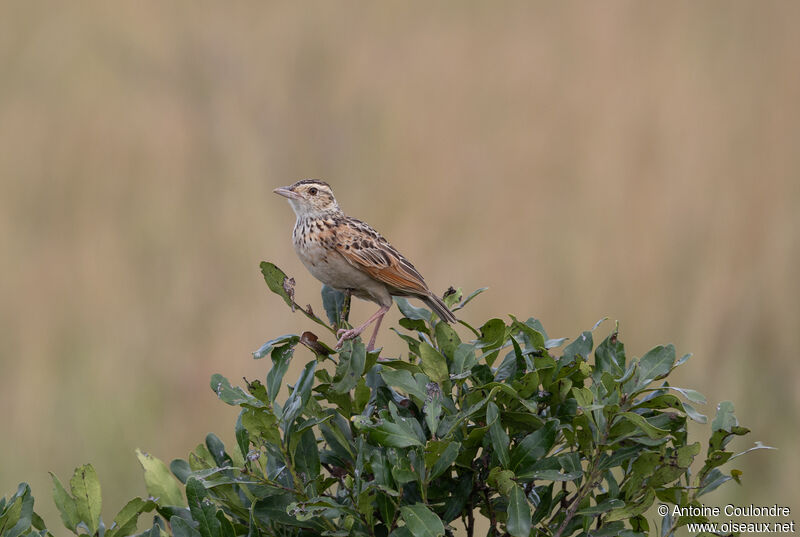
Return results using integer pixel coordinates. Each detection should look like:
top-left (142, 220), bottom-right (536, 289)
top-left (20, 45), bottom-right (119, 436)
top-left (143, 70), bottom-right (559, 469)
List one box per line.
top-left (334, 217), bottom-right (430, 296)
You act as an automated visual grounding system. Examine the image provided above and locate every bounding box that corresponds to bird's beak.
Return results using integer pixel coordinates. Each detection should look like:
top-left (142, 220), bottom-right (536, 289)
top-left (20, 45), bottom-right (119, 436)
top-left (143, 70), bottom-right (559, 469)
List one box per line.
top-left (273, 186), bottom-right (301, 200)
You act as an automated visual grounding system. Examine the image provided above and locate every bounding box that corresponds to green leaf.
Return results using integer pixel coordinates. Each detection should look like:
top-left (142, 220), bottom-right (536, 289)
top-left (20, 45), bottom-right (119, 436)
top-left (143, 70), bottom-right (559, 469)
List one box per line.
top-left (635, 345), bottom-right (675, 389)
top-left (576, 498), bottom-right (625, 515)
top-left (562, 331), bottom-right (593, 363)
top-left (377, 494), bottom-right (396, 527)
top-left (267, 344), bottom-right (294, 403)
top-left (321, 285), bottom-right (347, 325)
top-left (478, 319), bottom-right (506, 348)
top-left (697, 469), bottom-right (732, 497)
top-left (522, 317), bottom-right (548, 339)
top-left (668, 386), bottom-right (706, 404)
top-left (442, 287), bottom-right (462, 308)
top-left (294, 428), bottom-right (321, 479)
top-left (140, 517), bottom-right (165, 537)
top-left (0, 495), bottom-right (23, 537)
top-left (487, 467), bottom-right (516, 496)
top-left (572, 387), bottom-right (594, 409)
top-left (423, 383), bottom-right (444, 437)
top-left (234, 413), bottom-right (249, 462)
top-left (399, 317), bottom-right (428, 334)
top-left (594, 327), bottom-right (625, 378)
top-left (545, 337), bottom-right (569, 349)
top-left (205, 433), bottom-right (231, 467)
top-left (434, 322), bottom-right (460, 360)
top-left (511, 421), bottom-right (558, 477)
top-left (50, 473), bottom-right (80, 532)
top-left (259, 261), bottom-right (294, 308)
top-left (380, 369), bottom-right (429, 401)
top-left (682, 402), bottom-right (707, 424)
top-left (426, 441), bottom-right (460, 481)
top-left (253, 334), bottom-right (299, 359)
top-left (319, 412), bottom-right (356, 465)
top-left (452, 343), bottom-right (478, 375)
top-left (186, 478), bottom-right (220, 537)
top-left (287, 497), bottom-right (347, 522)
top-left (0, 483), bottom-right (33, 537)
top-left (136, 449), bottom-right (184, 506)
top-left (254, 493), bottom-right (326, 529)
top-left (419, 342), bottom-right (449, 383)
top-left (400, 504), bottom-right (444, 537)
top-left (170, 460), bottom-right (191, 484)
top-left (617, 412), bottom-right (670, 439)
top-left (528, 469), bottom-right (582, 481)
top-left (106, 498), bottom-right (156, 537)
top-left (598, 447), bottom-right (641, 471)
top-left (69, 464), bottom-right (102, 536)
top-left (282, 361), bottom-right (317, 431)
top-left (210, 374), bottom-right (259, 407)
top-left (170, 516), bottom-right (201, 537)
top-left (259, 262), bottom-right (331, 331)
top-left (389, 528), bottom-right (413, 537)
top-left (605, 488), bottom-right (655, 522)
top-left (486, 402), bottom-right (511, 468)
top-left (332, 339), bottom-right (366, 393)
top-left (505, 485), bottom-right (531, 537)
top-left (216, 512), bottom-right (235, 537)
top-left (712, 401), bottom-right (737, 432)
top-left (353, 416), bottom-right (424, 448)
top-left (241, 406), bottom-right (281, 446)
top-left (395, 298), bottom-right (431, 321)
top-left (451, 287), bottom-right (488, 311)
top-left (633, 393), bottom-right (683, 412)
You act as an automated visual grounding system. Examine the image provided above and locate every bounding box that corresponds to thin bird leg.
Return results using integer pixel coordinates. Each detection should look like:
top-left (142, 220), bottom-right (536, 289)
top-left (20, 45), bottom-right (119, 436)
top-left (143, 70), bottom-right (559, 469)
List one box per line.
top-left (366, 311), bottom-right (386, 352)
top-left (335, 304), bottom-right (391, 350)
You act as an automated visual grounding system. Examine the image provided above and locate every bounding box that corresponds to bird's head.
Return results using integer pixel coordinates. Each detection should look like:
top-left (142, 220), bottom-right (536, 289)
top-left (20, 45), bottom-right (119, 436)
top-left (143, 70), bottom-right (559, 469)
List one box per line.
top-left (274, 179), bottom-right (340, 218)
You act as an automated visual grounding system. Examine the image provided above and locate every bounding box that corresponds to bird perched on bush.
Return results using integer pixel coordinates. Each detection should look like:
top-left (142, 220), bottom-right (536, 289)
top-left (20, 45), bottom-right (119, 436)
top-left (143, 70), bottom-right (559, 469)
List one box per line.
top-left (274, 179), bottom-right (456, 351)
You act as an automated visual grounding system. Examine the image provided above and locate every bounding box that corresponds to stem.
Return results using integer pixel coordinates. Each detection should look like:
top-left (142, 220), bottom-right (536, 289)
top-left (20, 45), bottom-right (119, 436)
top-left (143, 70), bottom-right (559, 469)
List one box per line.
top-left (483, 487), bottom-right (497, 536)
top-left (550, 413), bottom-right (613, 537)
top-left (342, 289), bottom-right (351, 323)
top-left (466, 503), bottom-right (475, 537)
top-left (552, 454), bottom-right (604, 537)
top-left (293, 298), bottom-right (336, 333)
top-left (552, 478), bottom-right (595, 537)
top-left (278, 443), bottom-right (338, 533)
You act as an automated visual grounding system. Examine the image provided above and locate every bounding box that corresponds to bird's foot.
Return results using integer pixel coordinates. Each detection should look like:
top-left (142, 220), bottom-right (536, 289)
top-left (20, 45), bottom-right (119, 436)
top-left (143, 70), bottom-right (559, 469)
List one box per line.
top-left (335, 328), bottom-right (362, 349)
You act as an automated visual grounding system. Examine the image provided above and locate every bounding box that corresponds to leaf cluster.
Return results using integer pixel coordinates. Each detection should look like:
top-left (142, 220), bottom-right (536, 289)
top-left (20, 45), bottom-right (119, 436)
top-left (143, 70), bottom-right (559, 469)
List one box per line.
top-left (1, 262), bottom-right (771, 537)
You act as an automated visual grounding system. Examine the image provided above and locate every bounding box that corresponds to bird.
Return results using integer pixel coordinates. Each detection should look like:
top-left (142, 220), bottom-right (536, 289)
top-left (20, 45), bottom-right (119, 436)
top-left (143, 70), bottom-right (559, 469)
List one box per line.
top-left (273, 179), bottom-right (456, 351)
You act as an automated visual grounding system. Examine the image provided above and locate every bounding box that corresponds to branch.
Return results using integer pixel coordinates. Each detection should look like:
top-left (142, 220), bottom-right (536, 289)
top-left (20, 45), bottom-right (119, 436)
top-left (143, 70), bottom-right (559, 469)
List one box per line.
top-left (553, 465), bottom-right (602, 537)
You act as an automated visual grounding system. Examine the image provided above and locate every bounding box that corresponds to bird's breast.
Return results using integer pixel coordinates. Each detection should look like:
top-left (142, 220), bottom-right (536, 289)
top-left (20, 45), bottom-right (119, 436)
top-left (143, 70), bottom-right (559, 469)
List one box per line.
top-left (292, 220), bottom-right (373, 290)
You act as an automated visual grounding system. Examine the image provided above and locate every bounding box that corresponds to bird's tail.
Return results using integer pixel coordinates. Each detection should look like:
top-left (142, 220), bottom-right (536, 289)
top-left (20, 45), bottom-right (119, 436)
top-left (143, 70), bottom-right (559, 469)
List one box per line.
top-left (423, 292), bottom-right (458, 324)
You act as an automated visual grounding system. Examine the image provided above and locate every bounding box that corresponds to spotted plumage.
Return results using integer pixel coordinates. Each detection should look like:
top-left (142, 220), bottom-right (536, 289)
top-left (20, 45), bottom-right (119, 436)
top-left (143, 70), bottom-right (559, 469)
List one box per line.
top-left (274, 180), bottom-right (456, 350)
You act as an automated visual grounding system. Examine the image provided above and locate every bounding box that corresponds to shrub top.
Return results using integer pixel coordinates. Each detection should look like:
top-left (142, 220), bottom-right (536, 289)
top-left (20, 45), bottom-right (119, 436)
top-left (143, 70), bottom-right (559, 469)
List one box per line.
top-left (2, 261), bottom-right (771, 537)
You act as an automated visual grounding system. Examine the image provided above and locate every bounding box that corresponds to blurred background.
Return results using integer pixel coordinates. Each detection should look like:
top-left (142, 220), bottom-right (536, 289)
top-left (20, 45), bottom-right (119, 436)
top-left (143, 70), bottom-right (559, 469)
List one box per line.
top-left (1, 1), bottom-right (798, 530)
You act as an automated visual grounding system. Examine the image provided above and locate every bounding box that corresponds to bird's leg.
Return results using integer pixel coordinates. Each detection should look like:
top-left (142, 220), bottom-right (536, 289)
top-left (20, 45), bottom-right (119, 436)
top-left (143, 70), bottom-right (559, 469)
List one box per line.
top-left (366, 311), bottom-right (385, 352)
top-left (336, 304), bottom-right (390, 350)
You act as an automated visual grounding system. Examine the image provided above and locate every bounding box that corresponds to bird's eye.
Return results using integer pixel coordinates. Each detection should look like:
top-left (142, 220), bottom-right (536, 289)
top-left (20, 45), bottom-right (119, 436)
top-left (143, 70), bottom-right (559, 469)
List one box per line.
top-left (309, 187), bottom-right (318, 196)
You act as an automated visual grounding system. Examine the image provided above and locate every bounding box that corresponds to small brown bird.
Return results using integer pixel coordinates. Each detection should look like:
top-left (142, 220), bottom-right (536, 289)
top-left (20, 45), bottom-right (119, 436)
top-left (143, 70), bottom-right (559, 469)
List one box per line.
top-left (274, 179), bottom-right (456, 351)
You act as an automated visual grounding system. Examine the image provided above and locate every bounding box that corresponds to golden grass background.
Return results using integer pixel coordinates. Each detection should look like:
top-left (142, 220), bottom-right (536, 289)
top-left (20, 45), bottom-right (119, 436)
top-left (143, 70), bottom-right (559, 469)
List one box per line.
top-left (1, 1), bottom-right (798, 527)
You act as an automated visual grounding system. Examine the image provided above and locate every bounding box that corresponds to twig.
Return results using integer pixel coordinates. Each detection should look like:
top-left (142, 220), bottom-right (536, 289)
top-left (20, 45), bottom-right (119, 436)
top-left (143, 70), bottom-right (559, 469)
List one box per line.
top-left (553, 465), bottom-right (602, 537)
top-left (341, 289), bottom-right (352, 325)
top-left (483, 487), bottom-right (497, 536)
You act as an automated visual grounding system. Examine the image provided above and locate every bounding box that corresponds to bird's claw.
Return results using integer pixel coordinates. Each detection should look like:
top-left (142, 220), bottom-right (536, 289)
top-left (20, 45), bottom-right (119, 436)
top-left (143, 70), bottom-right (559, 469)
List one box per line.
top-left (335, 328), bottom-right (358, 349)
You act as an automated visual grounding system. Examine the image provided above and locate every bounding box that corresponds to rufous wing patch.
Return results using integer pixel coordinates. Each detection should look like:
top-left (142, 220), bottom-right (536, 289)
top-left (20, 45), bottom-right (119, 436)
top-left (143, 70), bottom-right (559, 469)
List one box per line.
top-left (334, 218), bottom-right (429, 296)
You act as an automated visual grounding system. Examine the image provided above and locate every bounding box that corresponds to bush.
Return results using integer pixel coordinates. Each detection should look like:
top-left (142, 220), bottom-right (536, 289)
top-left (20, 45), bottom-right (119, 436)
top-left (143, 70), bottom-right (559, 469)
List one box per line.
top-left (2, 261), bottom-right (770, 537)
